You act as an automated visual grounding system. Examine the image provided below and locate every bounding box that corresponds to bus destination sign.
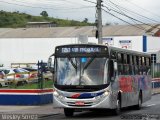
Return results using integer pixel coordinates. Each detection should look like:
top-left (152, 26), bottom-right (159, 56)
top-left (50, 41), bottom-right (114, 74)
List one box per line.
top-left (61, 47), bottom-right (101, 53)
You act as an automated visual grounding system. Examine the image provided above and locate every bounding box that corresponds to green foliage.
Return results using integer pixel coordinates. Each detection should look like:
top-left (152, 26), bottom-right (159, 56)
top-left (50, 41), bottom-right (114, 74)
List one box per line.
top-left (0, 11), bottom-right (93, 28)
top-left (83, 18), bottom-right (88, 23)
top-left (154, 72), bottom-right (160, 78)
top-left (0, 10), bottom-right (27, 27)
top-left (40, 11), bottom-right (48, 17)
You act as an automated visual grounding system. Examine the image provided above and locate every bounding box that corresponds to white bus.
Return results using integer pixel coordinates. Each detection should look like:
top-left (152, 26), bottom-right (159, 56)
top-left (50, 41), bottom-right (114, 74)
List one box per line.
top-left (48, 44), bottom-right (152, 117)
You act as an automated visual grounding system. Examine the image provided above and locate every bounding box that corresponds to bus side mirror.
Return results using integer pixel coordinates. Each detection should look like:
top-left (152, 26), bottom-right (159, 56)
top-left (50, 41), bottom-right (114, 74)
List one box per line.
top-left (48, 57), bottom-right (54, 73)
top-left (114, 62), bottom-right (118, 71)
top-left (110, 61), bottom-right (117, 82)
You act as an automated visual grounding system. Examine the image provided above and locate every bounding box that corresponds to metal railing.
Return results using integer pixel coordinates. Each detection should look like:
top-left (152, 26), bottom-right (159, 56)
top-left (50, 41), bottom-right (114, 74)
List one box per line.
top-left (152, 63), bottom-right (160, 78)
top-left (152, 78), bottom-right (160, 94)
top-left (0, 71), bottom-right (38, 87)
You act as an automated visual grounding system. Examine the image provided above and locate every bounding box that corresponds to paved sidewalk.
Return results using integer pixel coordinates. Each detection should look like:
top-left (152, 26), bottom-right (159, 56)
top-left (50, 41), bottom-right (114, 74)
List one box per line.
top-left (0, 104), bottom-right (63, 115)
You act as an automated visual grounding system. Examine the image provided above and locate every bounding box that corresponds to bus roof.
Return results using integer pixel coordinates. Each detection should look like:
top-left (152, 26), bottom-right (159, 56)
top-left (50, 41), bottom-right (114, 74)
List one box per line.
top-left (108, 46), bottom-right (150, 57)
top-left (55, 44), bottom-right (150, 57)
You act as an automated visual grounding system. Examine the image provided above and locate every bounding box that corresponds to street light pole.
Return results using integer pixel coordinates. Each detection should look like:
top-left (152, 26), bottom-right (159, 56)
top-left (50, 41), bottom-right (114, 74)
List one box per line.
top-left (97, 0), bottom-right (103, 44)
top-left (152, 55), bottom-right (155, 78)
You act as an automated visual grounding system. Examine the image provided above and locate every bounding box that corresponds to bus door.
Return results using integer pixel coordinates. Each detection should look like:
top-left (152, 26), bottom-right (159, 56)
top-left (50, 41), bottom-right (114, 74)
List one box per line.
top-left (110, 59), bottom-right (119, 106)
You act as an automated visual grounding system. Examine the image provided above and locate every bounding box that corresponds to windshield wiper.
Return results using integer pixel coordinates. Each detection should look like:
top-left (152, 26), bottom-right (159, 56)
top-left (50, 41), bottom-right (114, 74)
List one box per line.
top-left (82, 55), bottom-right (96, 74)
top-left (67, 55), bottom-right (77, 70)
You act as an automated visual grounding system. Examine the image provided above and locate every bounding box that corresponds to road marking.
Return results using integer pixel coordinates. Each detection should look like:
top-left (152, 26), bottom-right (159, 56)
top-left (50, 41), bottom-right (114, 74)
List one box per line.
top-left (147, 104), bottom-right (156, 107)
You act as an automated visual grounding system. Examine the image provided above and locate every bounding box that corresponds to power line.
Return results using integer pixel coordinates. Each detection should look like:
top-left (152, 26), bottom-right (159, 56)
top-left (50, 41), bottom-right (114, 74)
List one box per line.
top-left (103, 5), bottom-right (156, 28)
top-left (102, 2), bottom-right (160, 33)
top-left (107, 0), bottom-right (160, 24)
top-left (83, 0), bottom-right (97, 4)
top-left (83, 0), bottom-right (157, 33)
top-left (0, 0), bottom-right (94, 11)
top-left (123, 0), bottom-right (160, 20)
top-left (11, 0), bottom-right (70, 8)
top-left (106, 0), bottom-right (138, 26)
top-left (102, 8), bottom-right (155, 33)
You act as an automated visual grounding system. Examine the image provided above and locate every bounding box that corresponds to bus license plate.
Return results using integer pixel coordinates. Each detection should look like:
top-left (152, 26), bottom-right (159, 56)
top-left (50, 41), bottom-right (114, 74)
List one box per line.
top-left (75, 101), bottom-right (85, 106)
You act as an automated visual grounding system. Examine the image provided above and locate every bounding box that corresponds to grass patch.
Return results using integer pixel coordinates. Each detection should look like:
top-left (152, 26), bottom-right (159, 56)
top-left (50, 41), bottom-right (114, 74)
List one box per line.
top-left (9, 80), bottom-right (53, 89)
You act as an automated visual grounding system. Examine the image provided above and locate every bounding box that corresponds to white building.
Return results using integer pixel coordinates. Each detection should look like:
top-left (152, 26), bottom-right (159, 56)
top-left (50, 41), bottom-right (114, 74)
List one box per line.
top-left (0, 24), bottom-right (160, 66)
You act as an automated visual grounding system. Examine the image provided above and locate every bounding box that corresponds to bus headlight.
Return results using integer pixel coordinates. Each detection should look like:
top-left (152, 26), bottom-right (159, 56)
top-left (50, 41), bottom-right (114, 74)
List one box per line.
top-left (53, 90), bottom-right (65, 100)
top-left (53, 91), bottom-right (59, 97)
top-left (95, 90), bottom-right (110, 100)
top-left (103, 90), bottom-right (109, 96)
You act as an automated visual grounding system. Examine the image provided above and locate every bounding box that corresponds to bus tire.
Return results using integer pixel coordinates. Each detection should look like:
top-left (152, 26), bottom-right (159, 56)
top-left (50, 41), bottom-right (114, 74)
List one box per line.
top-left (64, 108), bottom-right (74, 117)
top-left (135, 92), bottom-right (142, 110)
top-left (113, 99), bottom-right (121, 115)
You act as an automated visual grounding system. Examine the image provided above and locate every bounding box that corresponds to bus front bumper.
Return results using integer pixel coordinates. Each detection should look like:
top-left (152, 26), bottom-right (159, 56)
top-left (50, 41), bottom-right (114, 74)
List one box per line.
top-left (53, 93), bottom-right (114, 109)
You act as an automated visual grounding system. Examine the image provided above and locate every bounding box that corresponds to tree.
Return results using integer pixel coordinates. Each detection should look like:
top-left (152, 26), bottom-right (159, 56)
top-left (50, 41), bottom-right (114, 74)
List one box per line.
top-left (83, 18), bottom-right (88, 23)
top-left (40, 11), bottom-right (48, 17)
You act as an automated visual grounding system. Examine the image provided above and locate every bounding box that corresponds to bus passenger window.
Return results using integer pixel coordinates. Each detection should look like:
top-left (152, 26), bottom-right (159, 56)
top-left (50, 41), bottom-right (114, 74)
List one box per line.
top-left (123, 64), bottom-right (129, 75)
top-left (127, 54), bottom-right (130, 64)
top-left (136, 56), bottom-right (139, 65)
top-left (118, 53), bottom-right (122, 63)
top-left (134, 66), bottom-right (138, 75)
top-left (123, 54), bottom-right (127, 64)
top-left (118, 64), bottom-right (123, 75)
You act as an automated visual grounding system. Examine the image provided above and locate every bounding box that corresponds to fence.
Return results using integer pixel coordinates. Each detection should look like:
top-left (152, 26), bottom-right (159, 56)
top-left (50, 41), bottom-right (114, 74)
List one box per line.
top-left (11, 63), bottom-right (36, 68)
top-left (152, 78), bottom-right (160, 94)
top-left (0, 71), bottom-right (52, 89)
top-left (148, 63), bottom-right (160, 94)
top-left (152, 63), bottom-right (160, 78)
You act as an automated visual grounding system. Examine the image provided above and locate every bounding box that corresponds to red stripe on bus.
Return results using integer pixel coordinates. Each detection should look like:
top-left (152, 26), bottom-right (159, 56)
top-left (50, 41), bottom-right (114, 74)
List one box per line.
top-left (0, 89), bottom-right (53, 93)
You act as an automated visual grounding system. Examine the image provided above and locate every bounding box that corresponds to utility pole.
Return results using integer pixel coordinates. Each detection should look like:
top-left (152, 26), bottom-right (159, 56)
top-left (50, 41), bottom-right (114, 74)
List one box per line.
top-left (96, 0), bottom-right (103, 44)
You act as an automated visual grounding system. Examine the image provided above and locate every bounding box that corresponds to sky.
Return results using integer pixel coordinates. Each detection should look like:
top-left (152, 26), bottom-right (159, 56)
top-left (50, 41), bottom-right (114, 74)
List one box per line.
top-left (0, 0), bottom-right (160, 25)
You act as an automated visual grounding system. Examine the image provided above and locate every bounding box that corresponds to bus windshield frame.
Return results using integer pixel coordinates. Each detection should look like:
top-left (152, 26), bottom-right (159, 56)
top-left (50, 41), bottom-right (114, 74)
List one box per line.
top-left (53, 45), bottom-right (110, 91)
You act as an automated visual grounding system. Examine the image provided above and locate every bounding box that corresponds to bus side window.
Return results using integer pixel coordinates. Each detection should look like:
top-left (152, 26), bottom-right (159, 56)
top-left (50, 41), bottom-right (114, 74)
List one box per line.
top-left (124, 64), bottom-right (129, 75)
top-left (139, 56), bottom-right (142, 75)
top-left (117, 53), bottom-right (122, 63)
top-left (127, 54), bottom-right (130, 64)
top-left (134, 56), bottom-right (138, 75)
top-left (111, 51), bottom-right (117, 59)
top-left (118, 64), bottom-right (123, 75)
top-left (146, 57), bottom-right (151, 75)
top-left (117, 53), bottom-right (123, 75)
top-left (123, 54), bottom-right (127, 64)
top-left (134, 65), bottom-right (139, 75)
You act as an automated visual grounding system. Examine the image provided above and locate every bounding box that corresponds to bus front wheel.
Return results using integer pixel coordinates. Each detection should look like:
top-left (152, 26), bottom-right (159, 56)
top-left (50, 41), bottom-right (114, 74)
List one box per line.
top-left (113, 99), bottom-right (121, 115)
top-left (64, 108), bottom-right (74, 117)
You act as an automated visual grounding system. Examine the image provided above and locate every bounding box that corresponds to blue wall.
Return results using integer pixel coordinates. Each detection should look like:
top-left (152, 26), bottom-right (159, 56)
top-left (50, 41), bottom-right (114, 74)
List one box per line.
top-left (0, 94), bottom-right (53, 105)
top-left (0, 89), bottom-right (53, 105)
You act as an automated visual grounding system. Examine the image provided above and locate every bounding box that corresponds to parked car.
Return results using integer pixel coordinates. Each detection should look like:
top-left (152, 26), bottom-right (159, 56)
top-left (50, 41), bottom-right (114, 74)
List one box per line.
top-left (0, 68), bottom-right (27, 85)
top-left (0, 70), bottom-right (8, 87)
top-left (23, 67), bottom-right (37, 72)
top-left (0, 70), bottom-right (5, 79)
top-left (13, 68), bottom-right (30, 80)
top-left (22, 67), bottom-right (38, 83)
top-left (23, 67), bottom-right (52, 81)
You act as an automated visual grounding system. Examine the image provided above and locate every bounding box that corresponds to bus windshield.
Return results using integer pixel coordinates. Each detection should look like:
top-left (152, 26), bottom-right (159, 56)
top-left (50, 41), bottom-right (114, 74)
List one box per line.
top-left (55, 57), bottom-right (109, 86)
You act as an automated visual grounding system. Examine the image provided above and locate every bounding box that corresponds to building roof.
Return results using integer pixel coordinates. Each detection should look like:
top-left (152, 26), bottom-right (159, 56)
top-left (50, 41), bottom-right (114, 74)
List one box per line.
top-left (27, 22), bottom-right (52, 24)
top-left (0, 24), bottom-right (160, 38)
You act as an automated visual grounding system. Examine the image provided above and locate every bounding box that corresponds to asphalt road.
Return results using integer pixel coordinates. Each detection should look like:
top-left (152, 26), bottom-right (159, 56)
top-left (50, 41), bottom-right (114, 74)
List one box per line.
top-left (40, 94), bottom-right (160, 120)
